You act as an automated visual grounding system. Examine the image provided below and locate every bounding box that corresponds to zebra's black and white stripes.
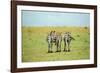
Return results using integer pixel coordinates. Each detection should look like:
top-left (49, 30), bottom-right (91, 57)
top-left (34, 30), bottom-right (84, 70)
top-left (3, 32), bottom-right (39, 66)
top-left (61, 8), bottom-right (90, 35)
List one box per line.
top-left (47, 31), bottom-right (75, 53)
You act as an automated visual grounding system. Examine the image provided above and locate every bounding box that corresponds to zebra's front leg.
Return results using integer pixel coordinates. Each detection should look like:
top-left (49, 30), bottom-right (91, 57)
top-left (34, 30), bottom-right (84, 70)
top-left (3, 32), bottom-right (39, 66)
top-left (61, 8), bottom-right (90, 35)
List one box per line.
top-left (50, 43), bottom-right (53, 53)
top-left (64, 43), bottom-right (67, 52)
top-left (48, 43), bottom-right (53, 53)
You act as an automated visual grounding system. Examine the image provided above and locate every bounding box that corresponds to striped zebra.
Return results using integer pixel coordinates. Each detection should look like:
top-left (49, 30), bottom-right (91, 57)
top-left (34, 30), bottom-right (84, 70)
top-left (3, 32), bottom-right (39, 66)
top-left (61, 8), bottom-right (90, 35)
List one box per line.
top-left (63, 32), bottom-right (75, 52)
top-left (47, 31), bottom-right (62, 53)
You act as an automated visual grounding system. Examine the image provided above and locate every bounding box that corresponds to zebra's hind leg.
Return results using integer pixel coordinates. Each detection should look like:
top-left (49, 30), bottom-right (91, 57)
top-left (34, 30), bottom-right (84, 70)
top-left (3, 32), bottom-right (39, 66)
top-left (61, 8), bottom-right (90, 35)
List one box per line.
top-left (68, 43), bottom-right (70, 52)
top-left (56, 46), bottom-right (59, 52)
top-left (56, 43), bottom-right (59, 52)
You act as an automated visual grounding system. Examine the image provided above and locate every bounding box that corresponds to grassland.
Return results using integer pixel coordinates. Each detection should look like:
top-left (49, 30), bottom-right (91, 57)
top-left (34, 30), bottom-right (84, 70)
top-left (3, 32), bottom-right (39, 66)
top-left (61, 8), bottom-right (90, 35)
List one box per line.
top-left (22, 26), bottom-right (90, 62)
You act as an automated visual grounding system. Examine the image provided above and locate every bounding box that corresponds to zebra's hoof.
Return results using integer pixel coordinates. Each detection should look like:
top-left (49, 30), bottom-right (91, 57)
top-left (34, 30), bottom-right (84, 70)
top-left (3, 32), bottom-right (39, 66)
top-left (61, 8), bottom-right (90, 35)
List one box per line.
top-left (68, 50), bottom-right (70, 52)
top-left (48, 51), bottom-right (50, 53)
top-left (59, 50), bottom-right (61, 52)
top-left (56, 51), bottom-right (59, 52)
top-left (51, 51), bottom-right (53, 53)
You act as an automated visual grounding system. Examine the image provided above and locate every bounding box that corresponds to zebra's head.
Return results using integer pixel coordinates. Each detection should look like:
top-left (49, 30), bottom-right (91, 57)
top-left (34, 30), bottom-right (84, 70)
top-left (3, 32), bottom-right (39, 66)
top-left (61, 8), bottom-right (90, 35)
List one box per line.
top-left (64, 32), bottom-right (71, 37)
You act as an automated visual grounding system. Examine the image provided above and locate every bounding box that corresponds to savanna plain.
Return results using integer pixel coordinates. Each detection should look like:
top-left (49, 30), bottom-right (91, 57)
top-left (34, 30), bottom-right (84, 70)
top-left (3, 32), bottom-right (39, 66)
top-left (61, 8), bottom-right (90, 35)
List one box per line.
top-left (22, 26), bottom-right (90, 62)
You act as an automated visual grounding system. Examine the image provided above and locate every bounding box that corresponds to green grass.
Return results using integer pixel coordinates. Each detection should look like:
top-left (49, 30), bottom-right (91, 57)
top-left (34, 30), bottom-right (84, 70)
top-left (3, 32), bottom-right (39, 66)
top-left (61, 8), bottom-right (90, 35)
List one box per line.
top-left (22, 26), bottom-right (90, 62)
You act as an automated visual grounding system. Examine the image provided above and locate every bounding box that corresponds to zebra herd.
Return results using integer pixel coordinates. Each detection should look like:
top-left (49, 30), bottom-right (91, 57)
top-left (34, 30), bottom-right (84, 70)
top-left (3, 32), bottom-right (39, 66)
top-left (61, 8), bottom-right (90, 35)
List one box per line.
top-left (47, 31), bottom-right (75, 53)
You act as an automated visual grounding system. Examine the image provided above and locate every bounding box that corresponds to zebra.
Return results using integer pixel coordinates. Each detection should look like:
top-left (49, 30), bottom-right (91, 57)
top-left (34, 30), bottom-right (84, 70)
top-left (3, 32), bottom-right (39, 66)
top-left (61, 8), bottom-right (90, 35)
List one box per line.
top-left (63, 32), bottom-right (75, 52)
top-left (47, 31), bottom-right (62, 53)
